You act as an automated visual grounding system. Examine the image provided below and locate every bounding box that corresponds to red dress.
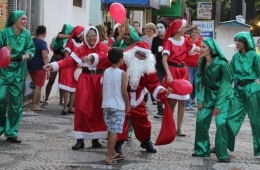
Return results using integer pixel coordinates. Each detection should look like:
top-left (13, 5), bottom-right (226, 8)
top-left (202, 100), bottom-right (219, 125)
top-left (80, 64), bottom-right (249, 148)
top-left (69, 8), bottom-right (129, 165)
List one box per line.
top-left (162, 36), bottom-right (196, 100)
top-left (117, 64), bottom-right (163, 142)
top-left (52, 42), bottom-right (110, 139)
top-left (58, 39), bottom-right (83, 92)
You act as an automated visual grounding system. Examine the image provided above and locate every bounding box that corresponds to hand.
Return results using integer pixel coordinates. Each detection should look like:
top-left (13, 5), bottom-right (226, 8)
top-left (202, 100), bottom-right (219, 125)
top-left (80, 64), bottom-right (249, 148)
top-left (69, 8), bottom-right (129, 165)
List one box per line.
top-left (46, 71), bottom-right (51, 80)
top-left (76, 64), bottom-right (82, 68)
top-left (5, 46), bottom-right (11, 52)
top-left (198, 104), bottom-right (203, 110)
top-left (126, 105), bottom-right (131, 113)
top-left (43, 64), bottom-right (53, 71)
top-left (167, 74), bottom-right (173, 84)
top-left (22, 54), bottom-right (30, 60)
top-left (214, 108), bottom-right (221, 114)
top-left (165, 87), bottom-right (172, 97)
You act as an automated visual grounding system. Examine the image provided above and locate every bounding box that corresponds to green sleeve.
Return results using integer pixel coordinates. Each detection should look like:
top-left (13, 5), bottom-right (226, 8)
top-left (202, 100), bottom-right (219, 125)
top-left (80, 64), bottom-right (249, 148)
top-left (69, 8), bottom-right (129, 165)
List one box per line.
top-left (129, 26), bottom-right (142, 43)
top-left (254, 53), bottom-right (260, 77)
top-left (215, 62), bottom-right (232, 109)
top-left (111, 37), bottom-right (121, 47)
top-left (196, 57), bottom-right (205, 104)
top-left (0, 30), bottom-right (7, 47)
top-left (24, 35), bottom-right (36, 60)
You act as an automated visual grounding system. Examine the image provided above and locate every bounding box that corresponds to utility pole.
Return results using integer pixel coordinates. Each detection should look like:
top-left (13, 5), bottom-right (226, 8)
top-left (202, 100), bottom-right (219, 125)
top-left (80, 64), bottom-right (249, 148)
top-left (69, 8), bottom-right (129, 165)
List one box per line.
top-left (215, 0), bottom-right (221, 28)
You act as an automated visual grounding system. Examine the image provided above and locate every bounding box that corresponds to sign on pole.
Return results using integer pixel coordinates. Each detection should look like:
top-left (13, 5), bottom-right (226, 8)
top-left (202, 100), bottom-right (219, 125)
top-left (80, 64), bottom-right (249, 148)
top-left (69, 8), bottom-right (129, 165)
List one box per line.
top-left (197, 2), bottom-right (212, 20)
top-left (192, 20), bottom-right (214, 38)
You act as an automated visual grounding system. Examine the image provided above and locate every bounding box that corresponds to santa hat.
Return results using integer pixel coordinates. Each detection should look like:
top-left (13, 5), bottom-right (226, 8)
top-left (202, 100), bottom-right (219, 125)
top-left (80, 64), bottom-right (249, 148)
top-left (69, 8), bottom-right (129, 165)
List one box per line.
top-left (124, 41), bottom-right (151, 55)
top-left (83, 26), bottom-right (100, 48)
top-left (69, 25), bottom-right (84, 40)
top-left (162, 19), bottom-right (187, 46)
top-left (113, 23), bottom-right (121, 31)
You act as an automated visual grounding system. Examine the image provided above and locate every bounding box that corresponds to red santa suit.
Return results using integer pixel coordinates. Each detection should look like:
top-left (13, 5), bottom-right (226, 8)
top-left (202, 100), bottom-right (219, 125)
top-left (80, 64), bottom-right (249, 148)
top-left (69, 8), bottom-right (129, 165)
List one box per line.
top-left (58, 26), bottom-right (84, 92)
top-left (117, 42), bottom-right (165, 144)
top-left (51, 26), bottom-right (110, 139)
top-left (162, 19), bottom-right (196, 100)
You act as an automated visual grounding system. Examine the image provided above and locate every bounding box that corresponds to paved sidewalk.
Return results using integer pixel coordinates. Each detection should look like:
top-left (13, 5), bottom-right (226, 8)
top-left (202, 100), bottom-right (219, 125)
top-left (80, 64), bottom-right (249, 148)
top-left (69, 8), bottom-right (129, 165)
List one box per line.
top-left (0, 97), bottom-right (259, 170)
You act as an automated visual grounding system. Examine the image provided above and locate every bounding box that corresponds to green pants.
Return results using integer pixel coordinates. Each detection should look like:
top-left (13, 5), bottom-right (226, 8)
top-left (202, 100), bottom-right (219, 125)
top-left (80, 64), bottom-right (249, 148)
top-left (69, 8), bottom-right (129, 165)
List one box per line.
top-left (194, 101), bottom-right (229, 159)
top-left (0, 79), bottom-right (24, 138)
top-left (226, 91), bottom-right (260, 156)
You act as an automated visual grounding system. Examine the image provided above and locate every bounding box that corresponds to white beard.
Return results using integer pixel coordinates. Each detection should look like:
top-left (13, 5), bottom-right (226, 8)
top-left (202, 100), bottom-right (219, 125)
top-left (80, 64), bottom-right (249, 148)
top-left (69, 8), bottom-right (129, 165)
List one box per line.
top-left (124, 49), bottom-right (156, 89)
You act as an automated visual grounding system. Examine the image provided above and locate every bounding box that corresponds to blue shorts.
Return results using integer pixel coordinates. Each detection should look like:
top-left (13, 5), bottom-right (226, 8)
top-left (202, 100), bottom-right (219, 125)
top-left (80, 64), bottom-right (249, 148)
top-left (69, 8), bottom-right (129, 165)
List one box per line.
top-left (103, 108), bottom-right (125, 134)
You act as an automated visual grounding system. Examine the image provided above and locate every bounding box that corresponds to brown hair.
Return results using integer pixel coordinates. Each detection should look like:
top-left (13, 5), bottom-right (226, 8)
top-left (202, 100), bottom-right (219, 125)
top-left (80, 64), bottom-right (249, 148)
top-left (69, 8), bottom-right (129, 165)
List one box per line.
top-left (95, 24), bottom-right (108, 41)
top-left (146, 23), bottom-right (156, 33)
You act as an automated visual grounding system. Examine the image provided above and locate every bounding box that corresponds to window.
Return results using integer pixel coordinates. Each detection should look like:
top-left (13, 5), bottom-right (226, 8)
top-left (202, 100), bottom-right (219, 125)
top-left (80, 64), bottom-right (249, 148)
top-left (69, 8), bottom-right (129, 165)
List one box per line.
top-left (73, 0), bottom-right (82, 7)
top-left (7, 0), bottom-right (41, 35)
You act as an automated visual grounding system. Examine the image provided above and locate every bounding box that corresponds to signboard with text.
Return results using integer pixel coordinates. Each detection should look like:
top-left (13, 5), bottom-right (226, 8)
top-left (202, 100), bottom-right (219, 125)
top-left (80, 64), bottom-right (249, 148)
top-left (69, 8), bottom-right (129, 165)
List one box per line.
top-left (152, 1), bottom-right (182, 17)
top-left (192, 20), bottom-right (214, 38)
top-left (197, 2), bottom-right (212, 20)
top-left (0, 0), bottom-right (7, 30)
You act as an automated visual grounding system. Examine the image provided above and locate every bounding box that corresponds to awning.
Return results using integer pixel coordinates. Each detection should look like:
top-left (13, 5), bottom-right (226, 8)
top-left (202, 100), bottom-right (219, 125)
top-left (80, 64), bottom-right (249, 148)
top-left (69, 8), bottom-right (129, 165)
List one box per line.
top-left (101, 0), bottom-right (160, 9)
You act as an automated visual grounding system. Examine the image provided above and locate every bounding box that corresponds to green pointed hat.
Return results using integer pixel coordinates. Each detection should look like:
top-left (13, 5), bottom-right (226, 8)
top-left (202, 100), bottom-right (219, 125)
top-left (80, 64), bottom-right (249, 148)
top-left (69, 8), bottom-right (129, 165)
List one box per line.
top-left (5, 10), bottom-right (26, 28)
top-left (234, 32), bottom-right (255, 51)
top-left (202, 38), bottom-right (228, 62)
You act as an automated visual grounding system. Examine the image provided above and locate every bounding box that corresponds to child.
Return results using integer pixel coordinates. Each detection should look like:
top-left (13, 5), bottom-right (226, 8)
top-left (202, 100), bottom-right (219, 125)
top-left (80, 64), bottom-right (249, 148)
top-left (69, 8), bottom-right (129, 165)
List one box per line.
top-left (192, 38), bottom-right (232, 163)
top-left (102, 47), bottom-right (130, 165)
top-left (162, 19), bottom-right (200, 136)
top-left (226, 32), bottom-right (260, 157)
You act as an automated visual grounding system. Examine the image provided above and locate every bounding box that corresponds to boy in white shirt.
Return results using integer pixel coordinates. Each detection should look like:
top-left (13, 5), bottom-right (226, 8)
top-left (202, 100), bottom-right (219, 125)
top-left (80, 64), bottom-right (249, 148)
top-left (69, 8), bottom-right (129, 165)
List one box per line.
top-left (102, 47), bottom-right (130, 165)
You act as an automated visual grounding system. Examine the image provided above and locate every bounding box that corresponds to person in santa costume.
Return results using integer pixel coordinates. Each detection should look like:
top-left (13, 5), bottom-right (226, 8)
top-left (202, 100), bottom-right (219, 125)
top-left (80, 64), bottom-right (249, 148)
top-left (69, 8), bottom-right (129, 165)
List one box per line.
top-left (43, 26), bottom-right (110, 150)
top-left (162, 19), bottom-right (200, 137)
top-left (59, 25), bottom-right (84, 115)
top-left (115, 41), bottom-right (169, 154)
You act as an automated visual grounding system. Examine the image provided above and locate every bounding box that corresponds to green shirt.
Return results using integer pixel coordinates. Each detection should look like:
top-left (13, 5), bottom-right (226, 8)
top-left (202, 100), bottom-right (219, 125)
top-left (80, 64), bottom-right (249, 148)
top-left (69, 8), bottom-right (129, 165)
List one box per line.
top-left (230, 50), bottom-right (260, 97)
top-left (196, 57), bottom-right (232, 109)
top-left (0, 27), bottom-right (35, 83)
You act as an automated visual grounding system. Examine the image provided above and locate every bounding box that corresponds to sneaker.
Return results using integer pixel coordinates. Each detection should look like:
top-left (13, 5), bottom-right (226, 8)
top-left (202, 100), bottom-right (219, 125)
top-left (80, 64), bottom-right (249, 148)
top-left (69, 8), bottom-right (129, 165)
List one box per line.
top-left (154, 111), bottom-right (163, 118)
top-left (185, 106), bottom-right (192, 110)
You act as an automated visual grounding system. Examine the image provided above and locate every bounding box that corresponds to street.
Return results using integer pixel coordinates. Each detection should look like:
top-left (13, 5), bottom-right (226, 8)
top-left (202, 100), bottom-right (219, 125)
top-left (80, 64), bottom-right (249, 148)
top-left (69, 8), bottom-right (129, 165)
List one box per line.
top-left (0, 97), bottom-right (259, 170)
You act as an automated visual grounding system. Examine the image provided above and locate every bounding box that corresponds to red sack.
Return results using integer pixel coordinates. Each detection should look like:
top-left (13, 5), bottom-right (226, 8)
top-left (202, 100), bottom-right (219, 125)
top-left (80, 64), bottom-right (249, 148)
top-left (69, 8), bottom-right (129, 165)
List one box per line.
top-left (155, 91), bottom-right (176, 145)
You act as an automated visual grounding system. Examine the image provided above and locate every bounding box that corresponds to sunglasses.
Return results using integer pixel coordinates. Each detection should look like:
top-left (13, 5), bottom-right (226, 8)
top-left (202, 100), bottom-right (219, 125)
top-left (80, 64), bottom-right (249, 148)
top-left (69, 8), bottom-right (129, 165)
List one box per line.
top-left (86, 34), bottom-right (97, 38)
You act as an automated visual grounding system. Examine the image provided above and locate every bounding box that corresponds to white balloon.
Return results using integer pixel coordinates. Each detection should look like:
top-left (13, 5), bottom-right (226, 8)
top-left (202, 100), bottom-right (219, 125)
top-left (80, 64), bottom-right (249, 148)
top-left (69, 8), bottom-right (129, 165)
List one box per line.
top-left (74, 68), bottom-right (82, 81)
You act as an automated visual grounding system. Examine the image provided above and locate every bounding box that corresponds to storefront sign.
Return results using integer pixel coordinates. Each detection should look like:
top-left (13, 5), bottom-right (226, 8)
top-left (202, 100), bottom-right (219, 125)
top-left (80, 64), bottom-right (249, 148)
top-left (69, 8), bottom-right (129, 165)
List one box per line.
top-left (197, 2), bottom-right (212, 20)
top-left (192, 20), bottom-right (214, 38)
top-left (152, 1), bottom-right (182, 17)
top-left (0, 0), bottom-right (7, 30)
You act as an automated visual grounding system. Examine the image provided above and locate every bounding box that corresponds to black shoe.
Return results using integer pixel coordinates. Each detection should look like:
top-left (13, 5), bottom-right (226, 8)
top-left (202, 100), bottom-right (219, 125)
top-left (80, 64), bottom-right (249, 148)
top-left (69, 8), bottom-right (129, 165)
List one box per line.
top-left (72, 139), bottom-right (84, 150)
top-left (7, 137), bottom-right (21, 143)
top-left (68, 110), bottom-right (74, 114)
top-left (210, 148), bottom-right (216, 153)
top-left (192, 153), bottom-right (201, 157)
top-left (154, 111), bottom-right (163, 118)
top-left (219, 158), bottom-right (230, 163)
top-left (61, 111), bottom-right (67, 115)
top-left (92, 139), bottom-right (102, 147)
top-left (140, 140), bottom-right (157, 153)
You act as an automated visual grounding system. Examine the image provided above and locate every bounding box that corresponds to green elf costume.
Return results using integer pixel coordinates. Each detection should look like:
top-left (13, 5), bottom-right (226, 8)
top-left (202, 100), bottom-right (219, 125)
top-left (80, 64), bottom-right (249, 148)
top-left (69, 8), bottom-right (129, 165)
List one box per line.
top-left (112, 25), bottom-right (141, 153)
top-left (193, 38), bottom-right (232, 162)
top-left (226, 32), bottom-right (260, 156)
top-left (0, 10), bottom-right (35, 143)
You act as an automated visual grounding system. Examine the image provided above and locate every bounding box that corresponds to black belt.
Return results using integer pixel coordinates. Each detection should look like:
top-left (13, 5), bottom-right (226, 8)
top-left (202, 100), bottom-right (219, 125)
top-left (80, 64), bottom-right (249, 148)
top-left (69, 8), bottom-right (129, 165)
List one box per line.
top-left (11, 58), bottom-right (23, 62)
top-left (168, 62), bottom-right (186, 68)
top-left (127, 89), bottom-right (136, 92)
top-left (237, 80), bottom-right (255, 87)
top-left (82, 68), bottom-right (105, 74)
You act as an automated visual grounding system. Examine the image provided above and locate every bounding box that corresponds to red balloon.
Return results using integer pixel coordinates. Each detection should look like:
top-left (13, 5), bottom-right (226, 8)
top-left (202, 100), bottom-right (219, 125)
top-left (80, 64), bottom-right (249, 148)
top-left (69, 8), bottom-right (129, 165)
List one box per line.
top-left (109, 3), bottom-right (126, 24)
top-left (170, 79), bottom-right (193, 95)
top-left (0, 46), bottom-right (11, 68)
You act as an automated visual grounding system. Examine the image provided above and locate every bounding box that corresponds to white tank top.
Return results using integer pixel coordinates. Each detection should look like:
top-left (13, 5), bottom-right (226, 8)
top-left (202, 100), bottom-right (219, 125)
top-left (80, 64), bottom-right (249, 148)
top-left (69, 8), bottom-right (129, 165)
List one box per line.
top-left (102, 67), bottom-right (125, 110)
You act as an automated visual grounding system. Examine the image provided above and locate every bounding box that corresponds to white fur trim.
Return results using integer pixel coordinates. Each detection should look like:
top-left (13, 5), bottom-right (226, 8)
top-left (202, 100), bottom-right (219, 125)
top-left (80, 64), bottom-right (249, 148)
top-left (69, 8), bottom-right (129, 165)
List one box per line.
top-left (130, 88), bottom-right (148, 108)
top-left (114, 23), bottom-right (121, 31)
top-left (72, 39), bottom-right (83, 47)
top-left (83, 26), bottom-right (99, 49)
top-left (162, 50), bottom-right (170, 56)
top-left (178, 19), bottom-right (187, 32)
top-left (64, 47), bottom-right (71, 53)
top-left (71, 52), bottom-right (82, 64)
top-left (153, 86), bottom-right (164, 102)
top-left (168, 37), bottom-right (185, 46)
top-left (51, 62), bottom-right (59, 72)
top-left (158, 46), bottom-right (163, 52)
top-left (87, 53), bottom-right (99, 70)
top-left (133, 46), bottom-right (151, 55)
top-left (189, 44), bottom-right (196, 53)
top-left (168, 94), bottom-right (189, 100)
top-left (58, 84), bottom-right (76, 92)
top-left (73, 131), bottom-right (108, 139)
top-left (77, 31), bottom-right (84, 38)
